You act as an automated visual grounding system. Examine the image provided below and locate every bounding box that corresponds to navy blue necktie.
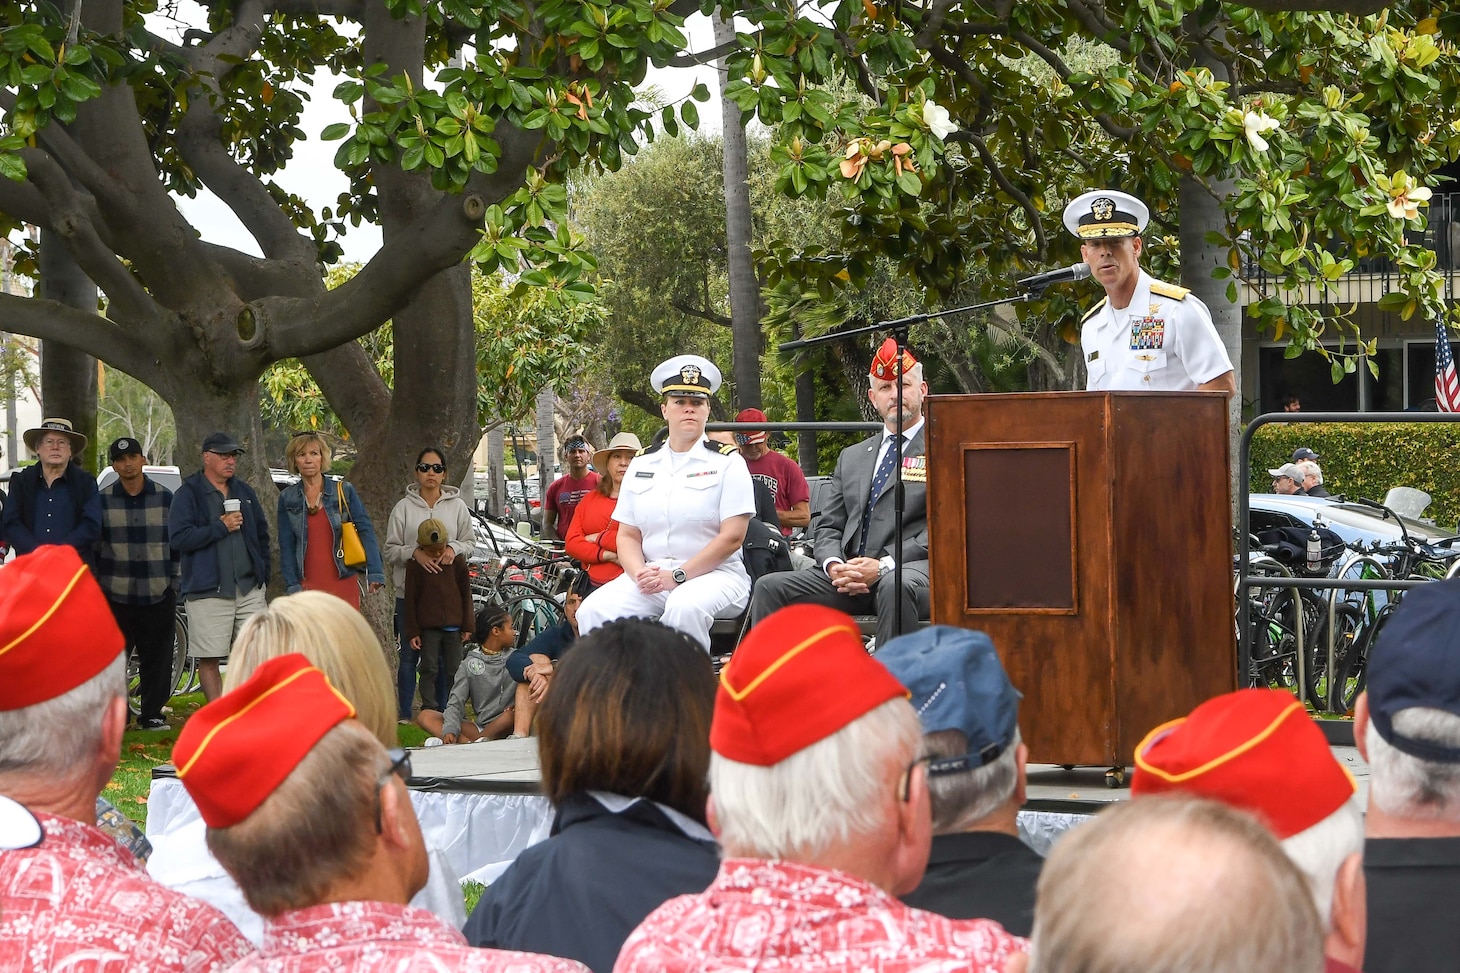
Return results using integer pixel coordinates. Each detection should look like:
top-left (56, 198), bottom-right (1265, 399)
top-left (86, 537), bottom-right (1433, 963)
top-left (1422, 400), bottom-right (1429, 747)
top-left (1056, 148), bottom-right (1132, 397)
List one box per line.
top-left (857, 436), bottom-right (899, 557)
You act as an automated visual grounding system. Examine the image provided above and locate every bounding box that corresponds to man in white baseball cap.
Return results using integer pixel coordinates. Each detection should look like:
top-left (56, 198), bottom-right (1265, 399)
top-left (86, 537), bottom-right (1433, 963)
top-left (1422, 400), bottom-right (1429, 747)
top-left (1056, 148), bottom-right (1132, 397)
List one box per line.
top-left (1064, 189), bottom-right (1235, 394)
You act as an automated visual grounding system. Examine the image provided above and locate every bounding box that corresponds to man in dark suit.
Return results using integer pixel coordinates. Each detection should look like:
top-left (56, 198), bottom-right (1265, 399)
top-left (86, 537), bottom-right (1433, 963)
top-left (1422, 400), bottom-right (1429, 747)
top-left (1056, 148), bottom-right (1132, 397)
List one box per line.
top-left (749, 338), bottom-right (930, 648)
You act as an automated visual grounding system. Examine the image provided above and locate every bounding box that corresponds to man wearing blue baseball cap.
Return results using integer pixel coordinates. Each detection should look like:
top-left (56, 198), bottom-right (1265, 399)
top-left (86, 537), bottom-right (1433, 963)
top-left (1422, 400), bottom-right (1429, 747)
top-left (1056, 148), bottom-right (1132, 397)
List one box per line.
top-left (875, 626), bottom-right (1042, 936)
top-left (1354, 577), bottom-right (1460, 973)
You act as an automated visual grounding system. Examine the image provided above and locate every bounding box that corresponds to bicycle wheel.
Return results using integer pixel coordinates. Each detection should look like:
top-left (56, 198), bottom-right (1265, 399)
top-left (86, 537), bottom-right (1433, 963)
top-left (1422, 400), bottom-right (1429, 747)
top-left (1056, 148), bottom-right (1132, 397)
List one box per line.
top-left (126, 611), bottom-right (195, 715)
top-left (1248, 588), bottom-right (1300, 691)
top-left (1337, 602), bottom-right (1394, 714)
top-left (1307, 602), bottom-right (1363, 714)
top-left (495, 582), bottom-right (567, 651)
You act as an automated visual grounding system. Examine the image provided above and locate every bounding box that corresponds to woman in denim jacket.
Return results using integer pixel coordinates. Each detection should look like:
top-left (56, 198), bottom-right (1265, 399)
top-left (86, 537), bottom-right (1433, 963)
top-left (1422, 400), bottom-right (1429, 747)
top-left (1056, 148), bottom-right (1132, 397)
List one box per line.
top-left (276, 432), bottom-right (384, 608)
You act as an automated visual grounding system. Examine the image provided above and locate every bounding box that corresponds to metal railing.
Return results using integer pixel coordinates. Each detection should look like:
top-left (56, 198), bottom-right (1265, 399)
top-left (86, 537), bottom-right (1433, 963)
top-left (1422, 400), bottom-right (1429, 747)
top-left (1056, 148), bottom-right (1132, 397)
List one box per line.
top-left (1236, 411), bottom-right (1460, 706)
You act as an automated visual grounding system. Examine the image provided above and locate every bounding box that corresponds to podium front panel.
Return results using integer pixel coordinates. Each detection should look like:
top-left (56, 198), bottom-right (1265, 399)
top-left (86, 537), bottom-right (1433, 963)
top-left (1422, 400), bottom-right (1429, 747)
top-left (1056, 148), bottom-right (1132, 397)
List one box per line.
top-left (929, 394), bottom-right (1115, 765)
top-left (962, 443), bottom-right (1076, 611)
top-left (928, 392), bottom-right (1235, 768)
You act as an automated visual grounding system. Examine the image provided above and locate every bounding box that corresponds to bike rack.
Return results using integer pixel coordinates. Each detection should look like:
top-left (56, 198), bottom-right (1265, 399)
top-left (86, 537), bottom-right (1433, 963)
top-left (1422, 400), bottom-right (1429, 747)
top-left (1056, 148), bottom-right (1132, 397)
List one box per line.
top-left (1238, 411), bottom-right (1460, 708)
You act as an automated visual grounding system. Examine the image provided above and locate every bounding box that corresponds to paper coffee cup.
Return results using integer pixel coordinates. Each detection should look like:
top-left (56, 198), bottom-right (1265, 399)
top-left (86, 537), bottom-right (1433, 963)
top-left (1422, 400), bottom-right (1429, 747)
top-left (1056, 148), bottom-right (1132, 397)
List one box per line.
top-left (223, 498), bottom-right (242, 514)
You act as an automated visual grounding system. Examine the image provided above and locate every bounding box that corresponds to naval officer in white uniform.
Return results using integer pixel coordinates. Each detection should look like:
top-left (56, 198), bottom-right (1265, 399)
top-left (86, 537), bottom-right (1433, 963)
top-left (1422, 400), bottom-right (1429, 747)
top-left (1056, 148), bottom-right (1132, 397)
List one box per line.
top-left (1067, 189), bottom-right (1236, 393)
top-left (575, 355), bottom-right (756, 649)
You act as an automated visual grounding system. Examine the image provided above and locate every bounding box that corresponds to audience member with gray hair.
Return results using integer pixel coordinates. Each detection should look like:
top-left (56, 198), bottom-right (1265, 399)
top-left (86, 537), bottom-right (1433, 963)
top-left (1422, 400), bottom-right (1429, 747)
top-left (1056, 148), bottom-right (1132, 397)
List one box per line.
top-left (1007, 797), bottom-right (1325, 973)
top-left (1297, 460), bottom-right (1330, 497)
top-left (1130, 689), bottom-right (1366, 972)
top-left (875, 626), bottom-right (1042, 936)
top-left (1354, 577), bottom-right (1460, 973)
top-left (0, 547), bottom-right (251, 971)
top-left (615, 605), bottom-right (1024, 973)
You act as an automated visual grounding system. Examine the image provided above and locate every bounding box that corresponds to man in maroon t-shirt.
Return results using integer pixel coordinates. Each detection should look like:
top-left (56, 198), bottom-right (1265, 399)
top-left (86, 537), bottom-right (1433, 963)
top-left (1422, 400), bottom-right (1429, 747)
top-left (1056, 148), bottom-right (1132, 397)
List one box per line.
top-left (735, 409), bottom-right (811, 538)
top-left (541, 435), bottom-right (600, 541)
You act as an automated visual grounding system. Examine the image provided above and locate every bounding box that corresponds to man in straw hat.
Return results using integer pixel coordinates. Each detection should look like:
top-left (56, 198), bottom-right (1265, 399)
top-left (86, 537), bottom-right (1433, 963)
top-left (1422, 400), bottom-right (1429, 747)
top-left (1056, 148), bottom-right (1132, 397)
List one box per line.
top-left (174, 652), bottom-right (590, 973)
top-left (0, 417), bottom-right (101, 559)
top-left (615, 604), bottom-right (1025, 973)
top-left (1130, 688), bottom-right (1367, 973)
top-left (749, 338), bottom-right (931, 649)
top-left (1064, 189), bottom-right (1235, 393)
top-left (0, 546), bottom-right (252, 971)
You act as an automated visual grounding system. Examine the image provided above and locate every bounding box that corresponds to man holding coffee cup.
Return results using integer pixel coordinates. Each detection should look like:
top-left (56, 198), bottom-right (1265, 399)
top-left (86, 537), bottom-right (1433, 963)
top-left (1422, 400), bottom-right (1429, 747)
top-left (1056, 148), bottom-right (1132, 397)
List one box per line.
top-left (168, 432), bottom-right (270, 701)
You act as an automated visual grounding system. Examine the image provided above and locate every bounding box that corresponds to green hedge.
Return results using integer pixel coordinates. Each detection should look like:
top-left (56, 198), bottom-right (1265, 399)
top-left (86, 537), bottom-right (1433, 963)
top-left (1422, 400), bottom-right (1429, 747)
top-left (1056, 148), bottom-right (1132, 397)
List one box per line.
top-left (1249, 421), bottom-right (1460, 531)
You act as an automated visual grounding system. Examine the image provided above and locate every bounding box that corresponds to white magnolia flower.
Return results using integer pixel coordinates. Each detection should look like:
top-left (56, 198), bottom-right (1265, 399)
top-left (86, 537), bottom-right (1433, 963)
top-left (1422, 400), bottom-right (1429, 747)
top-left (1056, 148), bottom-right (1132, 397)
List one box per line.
top-left (923, 101), bottom-right (958, 140)
top-left (1243, 110), bottom-right (1280, 152)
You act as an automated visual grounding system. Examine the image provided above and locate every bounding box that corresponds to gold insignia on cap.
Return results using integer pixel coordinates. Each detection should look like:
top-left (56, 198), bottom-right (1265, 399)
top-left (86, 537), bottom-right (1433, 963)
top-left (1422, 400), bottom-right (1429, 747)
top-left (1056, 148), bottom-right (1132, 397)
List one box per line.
top-left (680, 364), bottom-right (702, 386)
top-left (1092, 197), bottom-right (1115, 221)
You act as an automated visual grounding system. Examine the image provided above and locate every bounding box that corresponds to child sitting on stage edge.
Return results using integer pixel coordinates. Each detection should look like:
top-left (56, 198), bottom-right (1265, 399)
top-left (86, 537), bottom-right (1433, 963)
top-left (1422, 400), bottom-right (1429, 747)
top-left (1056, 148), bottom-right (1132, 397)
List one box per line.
top-left (419, 601), bottom-right (518, 744)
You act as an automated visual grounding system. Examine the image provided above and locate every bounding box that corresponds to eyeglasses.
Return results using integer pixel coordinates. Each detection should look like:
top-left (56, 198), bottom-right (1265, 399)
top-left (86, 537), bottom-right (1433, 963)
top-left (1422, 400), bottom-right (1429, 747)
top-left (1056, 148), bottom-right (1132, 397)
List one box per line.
top-left (416, 463), bottom-right (446, 474)
top-left (898, 755), bottom-right (931, 803)
top-left (373, 748), bottom-right (413, 834)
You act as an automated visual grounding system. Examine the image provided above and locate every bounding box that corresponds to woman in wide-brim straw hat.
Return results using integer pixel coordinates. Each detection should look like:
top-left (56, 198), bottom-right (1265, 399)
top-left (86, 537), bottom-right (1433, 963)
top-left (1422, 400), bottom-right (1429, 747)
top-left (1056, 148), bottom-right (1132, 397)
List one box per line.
top-left (563, 432), bottom-right (642, 591)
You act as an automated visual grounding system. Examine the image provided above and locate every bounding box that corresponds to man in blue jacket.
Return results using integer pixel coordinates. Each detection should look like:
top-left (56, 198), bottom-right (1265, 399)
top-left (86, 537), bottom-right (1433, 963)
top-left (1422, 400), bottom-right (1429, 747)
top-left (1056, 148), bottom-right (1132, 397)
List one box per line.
top-left (168, 431), bottom-right (269, 701)
top-left (1, 418), bottom-right (101, 562)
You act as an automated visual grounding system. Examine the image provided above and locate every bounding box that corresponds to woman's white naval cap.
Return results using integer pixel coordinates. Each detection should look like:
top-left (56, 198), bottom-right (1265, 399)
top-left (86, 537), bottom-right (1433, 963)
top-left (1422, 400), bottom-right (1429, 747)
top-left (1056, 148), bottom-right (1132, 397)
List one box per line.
top-left (652, 355), bottom-right (721, 397)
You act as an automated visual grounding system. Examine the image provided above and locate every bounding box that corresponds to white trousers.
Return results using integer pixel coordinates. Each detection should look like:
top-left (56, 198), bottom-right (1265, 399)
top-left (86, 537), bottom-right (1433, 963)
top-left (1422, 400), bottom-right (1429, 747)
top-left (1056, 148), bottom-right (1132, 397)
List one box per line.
top-left (578, 560), bottom-right (751, 650)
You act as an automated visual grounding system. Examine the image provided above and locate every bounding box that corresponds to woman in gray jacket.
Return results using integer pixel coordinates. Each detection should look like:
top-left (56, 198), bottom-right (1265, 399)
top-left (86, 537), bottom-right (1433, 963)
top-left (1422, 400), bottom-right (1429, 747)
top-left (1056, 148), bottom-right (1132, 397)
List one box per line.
top-left (384, 446), bottom-right (476, 722)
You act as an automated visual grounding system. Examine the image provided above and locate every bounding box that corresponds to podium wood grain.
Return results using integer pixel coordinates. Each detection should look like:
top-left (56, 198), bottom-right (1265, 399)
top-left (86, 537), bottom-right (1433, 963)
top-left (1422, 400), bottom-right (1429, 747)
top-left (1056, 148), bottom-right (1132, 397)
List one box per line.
top-left (927, 392), bottom-right (1236, 767)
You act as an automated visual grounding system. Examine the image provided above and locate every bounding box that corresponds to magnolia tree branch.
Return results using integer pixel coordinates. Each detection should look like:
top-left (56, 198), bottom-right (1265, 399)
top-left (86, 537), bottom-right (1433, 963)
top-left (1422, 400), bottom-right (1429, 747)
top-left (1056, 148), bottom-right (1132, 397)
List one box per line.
top-left (254, 191), bottom-right (486, 359)
top-left (0, 292), bottom-right (168, 387)
top-left (301, 343), bottom-right (391, 444)
top-left (20, 148), bottom-right (157, 325)
top-left (0, 176), bottom-right (53, 230)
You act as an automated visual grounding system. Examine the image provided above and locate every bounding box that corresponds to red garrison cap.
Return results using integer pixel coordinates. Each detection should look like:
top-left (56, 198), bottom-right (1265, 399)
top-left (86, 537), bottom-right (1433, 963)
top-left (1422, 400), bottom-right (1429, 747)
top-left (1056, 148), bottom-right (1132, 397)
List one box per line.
top-left (712, 604), bottom-right (908, 765)
top-left (175, 654), bottom-right (356, 828)
top-left (735, 408), bottom-right (769, 445)
top-left (869, 337), bottom-right (918, 382)
top-left (1131, 688), bottom-right (1355, 839)
top-left (0, 546), bottom-right (124, 711)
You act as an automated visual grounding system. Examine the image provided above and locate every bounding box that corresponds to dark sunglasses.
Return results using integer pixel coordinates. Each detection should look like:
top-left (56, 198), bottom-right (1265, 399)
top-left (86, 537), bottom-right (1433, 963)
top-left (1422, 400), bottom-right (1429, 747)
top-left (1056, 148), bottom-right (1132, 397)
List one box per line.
top-left (416, 463), bottom-right (446, 474)
top-left (373, 748), bottom-right (413, 833)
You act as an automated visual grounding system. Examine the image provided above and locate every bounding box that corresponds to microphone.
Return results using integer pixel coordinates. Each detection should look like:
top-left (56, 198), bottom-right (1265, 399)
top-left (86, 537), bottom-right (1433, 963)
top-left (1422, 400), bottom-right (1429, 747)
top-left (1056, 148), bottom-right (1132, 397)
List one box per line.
top-left (1017, 262), bottom-right (1091, 291)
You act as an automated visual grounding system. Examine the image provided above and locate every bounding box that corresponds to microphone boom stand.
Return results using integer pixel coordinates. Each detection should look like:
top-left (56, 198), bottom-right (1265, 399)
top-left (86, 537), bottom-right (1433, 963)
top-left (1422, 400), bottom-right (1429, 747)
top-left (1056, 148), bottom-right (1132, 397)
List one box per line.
top-left (778, 291), bottom-right (1039, 639)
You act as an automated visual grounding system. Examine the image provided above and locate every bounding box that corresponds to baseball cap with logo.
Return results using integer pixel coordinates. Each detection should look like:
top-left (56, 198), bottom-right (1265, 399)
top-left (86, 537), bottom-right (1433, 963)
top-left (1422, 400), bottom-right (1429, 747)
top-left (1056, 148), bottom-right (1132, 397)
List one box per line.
top-left (734, 408), bottom-right (769, 446)
top-left (108, 437), bottom-right (143, 462)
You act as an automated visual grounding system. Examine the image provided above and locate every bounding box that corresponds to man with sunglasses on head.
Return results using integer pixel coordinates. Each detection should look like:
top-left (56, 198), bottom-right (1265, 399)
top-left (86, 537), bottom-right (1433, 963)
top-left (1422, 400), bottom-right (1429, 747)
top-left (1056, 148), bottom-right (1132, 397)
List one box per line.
top-left (175, 654), bottom-right (589, 973)
top-left (169, 432), bottom-right (269, 701)
top-left (542, 435), bottom-right (600, 542)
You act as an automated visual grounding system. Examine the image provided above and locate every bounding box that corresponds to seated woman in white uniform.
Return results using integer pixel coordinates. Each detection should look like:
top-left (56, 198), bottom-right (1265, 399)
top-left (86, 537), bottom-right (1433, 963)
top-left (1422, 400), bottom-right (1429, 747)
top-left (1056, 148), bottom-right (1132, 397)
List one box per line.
top-left (576, 355), bottom-right (755, 650)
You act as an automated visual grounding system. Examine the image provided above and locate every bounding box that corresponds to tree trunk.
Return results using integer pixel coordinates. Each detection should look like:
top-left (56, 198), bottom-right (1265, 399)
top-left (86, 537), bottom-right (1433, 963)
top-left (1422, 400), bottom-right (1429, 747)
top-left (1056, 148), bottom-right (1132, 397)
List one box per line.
top-left (793, 324), bottom-right (818, 475)
top-left (536, 388), bottom-right (556, 480)
top-left (716, 8), bottom-right (761, 408)
top-left (485, 424), bottom-right (506, 519)
top-left (38, 232), bottom-right (100, 473)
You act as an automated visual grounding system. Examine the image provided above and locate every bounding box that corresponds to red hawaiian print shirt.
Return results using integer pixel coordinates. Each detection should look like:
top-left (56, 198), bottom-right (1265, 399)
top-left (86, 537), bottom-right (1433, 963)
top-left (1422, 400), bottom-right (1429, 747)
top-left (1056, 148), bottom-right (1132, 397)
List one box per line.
top-left (0, 811), bottom-right (253, 972)
top-left (614, 857), bottom-right (1026, 973)
top-left (230, 900), bottom-right (593, 973)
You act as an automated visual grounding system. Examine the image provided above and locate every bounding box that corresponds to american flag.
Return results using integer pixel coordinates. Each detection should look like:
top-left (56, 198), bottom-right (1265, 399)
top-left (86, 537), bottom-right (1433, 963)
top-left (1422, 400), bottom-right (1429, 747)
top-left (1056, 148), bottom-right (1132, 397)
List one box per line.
top-left (1438, 318), bottom-right (1460, 413)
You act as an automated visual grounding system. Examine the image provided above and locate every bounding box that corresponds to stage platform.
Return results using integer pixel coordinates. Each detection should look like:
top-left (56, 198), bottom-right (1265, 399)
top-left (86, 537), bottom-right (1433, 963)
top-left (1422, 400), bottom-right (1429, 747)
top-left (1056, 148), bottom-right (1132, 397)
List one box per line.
top-left (148, 738), bottom-right (1369, 888)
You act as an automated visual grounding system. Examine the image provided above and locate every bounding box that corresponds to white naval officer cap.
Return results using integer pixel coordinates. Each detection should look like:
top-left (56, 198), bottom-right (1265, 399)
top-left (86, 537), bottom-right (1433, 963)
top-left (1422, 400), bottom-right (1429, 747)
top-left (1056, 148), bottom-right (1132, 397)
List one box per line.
top-left (652, 355), bottom-right (721, 398)
top-left (1064, 190), bottom-right (1149, 239)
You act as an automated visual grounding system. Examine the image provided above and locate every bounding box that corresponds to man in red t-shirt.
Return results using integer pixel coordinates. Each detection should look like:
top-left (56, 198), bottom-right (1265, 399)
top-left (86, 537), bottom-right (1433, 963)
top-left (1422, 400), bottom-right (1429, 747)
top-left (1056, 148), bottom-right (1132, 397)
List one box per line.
top-left (542, 435), bottom-right (600, 541)
top-left (735, 409), bottom-right (810, 537)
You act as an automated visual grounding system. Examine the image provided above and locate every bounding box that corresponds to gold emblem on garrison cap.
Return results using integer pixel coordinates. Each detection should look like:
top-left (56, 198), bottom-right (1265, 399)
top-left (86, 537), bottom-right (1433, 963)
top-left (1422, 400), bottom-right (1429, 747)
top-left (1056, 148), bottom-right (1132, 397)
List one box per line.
top-left (652, 354), bottom-right (721, 397)
top-left (1064, 189), bottom-right (1149, 240)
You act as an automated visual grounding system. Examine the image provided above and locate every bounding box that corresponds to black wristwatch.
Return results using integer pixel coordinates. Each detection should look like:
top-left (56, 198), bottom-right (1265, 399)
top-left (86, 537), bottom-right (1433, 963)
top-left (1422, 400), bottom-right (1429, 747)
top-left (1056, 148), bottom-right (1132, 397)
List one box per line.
top-left (671, 568), bottom-right (688, 584)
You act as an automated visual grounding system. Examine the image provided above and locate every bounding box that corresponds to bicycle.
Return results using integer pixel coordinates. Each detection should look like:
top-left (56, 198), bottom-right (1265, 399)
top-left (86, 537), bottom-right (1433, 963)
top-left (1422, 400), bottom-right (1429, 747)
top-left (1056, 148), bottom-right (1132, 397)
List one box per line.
top-left (126, 606), bottom-right (196, 718)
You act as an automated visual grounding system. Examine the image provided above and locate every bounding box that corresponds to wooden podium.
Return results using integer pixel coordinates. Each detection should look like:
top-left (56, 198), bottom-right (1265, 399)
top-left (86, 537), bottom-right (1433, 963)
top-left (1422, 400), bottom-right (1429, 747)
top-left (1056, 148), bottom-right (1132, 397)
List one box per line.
top-left (925, 392), bottom-right (1235, 771)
